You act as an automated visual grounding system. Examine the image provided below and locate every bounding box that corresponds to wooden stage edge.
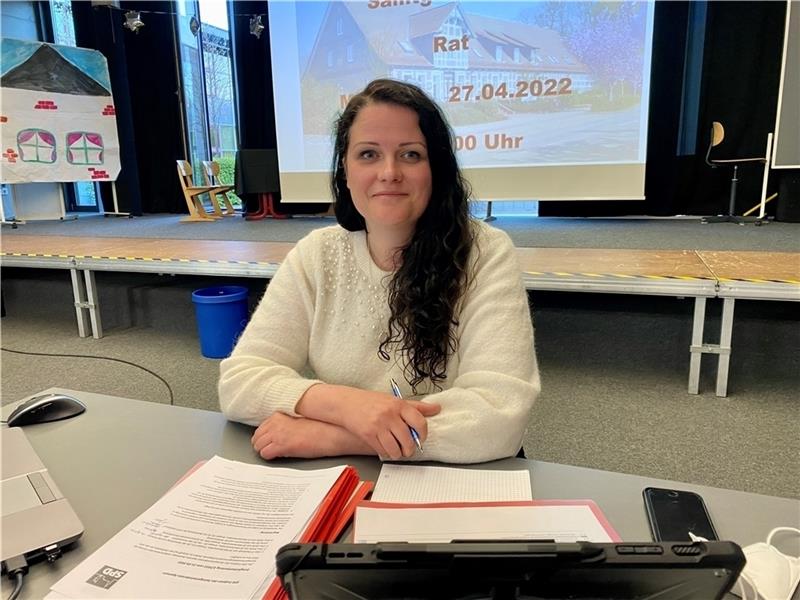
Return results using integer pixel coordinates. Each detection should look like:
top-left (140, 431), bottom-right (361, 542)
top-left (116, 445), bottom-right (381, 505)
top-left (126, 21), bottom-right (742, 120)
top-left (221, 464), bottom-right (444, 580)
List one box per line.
top-left (2, 234), bottom-right (799, 287)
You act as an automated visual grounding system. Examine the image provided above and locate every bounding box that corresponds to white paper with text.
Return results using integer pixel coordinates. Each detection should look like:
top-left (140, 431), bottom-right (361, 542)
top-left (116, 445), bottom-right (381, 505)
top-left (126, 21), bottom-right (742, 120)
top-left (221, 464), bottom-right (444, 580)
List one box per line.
top-left (372, 464), bottom-right (532, 503)
top-left (50, 456), bottom-right (345, 599)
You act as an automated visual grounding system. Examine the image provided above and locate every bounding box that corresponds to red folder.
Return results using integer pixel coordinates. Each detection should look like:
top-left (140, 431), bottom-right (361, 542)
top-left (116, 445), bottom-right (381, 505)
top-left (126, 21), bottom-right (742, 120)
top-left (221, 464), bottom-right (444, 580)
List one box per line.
top-left (263, 466), bottom-right (374, 600)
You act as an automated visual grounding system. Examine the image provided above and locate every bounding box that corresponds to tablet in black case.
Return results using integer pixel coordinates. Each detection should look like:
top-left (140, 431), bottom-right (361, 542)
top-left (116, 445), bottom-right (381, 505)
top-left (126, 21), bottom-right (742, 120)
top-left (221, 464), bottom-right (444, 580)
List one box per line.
top-left (276, 540), bottom-right (744, 600)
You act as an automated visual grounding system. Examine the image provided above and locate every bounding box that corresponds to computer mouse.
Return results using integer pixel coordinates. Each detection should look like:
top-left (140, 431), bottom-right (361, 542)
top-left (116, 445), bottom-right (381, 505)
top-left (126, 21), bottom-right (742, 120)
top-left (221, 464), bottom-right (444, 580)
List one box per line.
top-left (6, 393), bottom-right (86, 427)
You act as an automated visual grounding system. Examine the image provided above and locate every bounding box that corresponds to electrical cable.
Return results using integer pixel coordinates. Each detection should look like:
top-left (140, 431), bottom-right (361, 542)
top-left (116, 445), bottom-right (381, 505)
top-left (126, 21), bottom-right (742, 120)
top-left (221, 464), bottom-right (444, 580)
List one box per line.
top-left (3, 555), bottom-right (28, 600)
top-left (6, 573), bottom-right (23, 600)
top-left (0, 348), bottom-right (174, 406)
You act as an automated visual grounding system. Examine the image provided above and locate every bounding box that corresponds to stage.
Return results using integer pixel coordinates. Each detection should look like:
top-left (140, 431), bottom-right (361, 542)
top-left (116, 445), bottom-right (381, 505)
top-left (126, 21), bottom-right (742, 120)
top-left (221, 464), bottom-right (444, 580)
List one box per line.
top-left (2, 214), bottom-right (798, 398)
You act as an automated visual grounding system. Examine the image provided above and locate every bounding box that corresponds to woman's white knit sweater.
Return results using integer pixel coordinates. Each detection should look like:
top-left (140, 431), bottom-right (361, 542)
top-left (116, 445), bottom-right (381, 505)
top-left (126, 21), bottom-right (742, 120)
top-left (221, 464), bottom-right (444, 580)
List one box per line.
top-left (219, 221), bottom-right (539, 463)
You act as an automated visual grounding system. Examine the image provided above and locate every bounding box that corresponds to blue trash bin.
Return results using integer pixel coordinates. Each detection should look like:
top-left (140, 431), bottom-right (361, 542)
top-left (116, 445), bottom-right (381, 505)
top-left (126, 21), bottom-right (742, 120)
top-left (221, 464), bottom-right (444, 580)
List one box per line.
top-left (191, 286), bottom-right (249, 359)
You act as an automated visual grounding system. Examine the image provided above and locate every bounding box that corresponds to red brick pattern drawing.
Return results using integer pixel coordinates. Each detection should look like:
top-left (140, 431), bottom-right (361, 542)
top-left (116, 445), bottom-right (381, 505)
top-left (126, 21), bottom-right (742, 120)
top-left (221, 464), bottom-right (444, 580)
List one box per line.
top-left (34, 99), bottom-right (58, 110)
top-left (3, 148), bottom-right (19, 163)
top-left (87, 167), bottom-right (109, 179)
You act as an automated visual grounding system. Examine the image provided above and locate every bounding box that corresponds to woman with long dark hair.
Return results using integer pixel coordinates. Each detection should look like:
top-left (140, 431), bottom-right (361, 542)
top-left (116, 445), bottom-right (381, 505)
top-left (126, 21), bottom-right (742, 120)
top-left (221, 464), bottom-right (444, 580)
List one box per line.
top-left (219, 79), bottom-right (539, 463)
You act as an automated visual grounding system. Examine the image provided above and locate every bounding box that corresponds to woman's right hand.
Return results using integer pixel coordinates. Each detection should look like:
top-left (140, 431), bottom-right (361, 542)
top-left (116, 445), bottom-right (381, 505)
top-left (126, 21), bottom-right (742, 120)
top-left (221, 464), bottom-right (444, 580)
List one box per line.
top-left (347, 394), bottom-right (441, 459)
top-left (296, 384), bottom-right (440, 460)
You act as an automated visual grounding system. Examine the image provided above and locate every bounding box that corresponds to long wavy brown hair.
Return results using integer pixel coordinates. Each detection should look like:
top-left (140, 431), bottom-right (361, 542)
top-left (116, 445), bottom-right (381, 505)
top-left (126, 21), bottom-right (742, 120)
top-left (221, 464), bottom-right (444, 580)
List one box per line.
top-left (331, 79), bottom-right (475, 392)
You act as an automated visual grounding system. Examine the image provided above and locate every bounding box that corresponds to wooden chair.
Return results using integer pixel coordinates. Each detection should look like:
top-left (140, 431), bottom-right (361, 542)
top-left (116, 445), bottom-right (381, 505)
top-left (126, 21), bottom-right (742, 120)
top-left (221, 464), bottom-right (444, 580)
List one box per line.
top-left (175, 160), bottom-right (227, 222)
top-left (201, 160), bottom-right (237, 216)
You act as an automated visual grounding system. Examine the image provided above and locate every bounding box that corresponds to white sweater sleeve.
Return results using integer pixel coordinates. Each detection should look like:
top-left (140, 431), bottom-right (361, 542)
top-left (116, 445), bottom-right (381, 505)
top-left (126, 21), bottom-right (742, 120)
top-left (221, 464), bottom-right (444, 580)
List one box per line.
top-left (419, 227), bottom-right (540, 463)
top-left (218, 240), bottom-right (322, 426)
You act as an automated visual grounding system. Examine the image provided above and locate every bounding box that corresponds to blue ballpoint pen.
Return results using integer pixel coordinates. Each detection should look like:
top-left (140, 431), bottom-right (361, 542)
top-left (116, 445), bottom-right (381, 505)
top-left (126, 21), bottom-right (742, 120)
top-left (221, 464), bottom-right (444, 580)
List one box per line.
top-left (390, 377), bottom-right (424, 454)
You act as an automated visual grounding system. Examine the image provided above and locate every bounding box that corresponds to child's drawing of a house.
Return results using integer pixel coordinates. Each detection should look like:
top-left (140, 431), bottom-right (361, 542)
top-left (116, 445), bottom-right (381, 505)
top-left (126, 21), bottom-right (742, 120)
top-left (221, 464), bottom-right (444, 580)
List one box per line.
top-left (0, 39), bottom-right (121, 184)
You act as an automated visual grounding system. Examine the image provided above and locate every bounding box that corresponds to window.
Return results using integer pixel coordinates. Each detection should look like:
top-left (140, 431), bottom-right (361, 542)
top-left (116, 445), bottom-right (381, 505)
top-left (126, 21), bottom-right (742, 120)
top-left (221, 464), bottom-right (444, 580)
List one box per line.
top-left (346, 44), bottom-right (353, 63)
top-left (336, 17), bottom-right (343, 35)
top-left (398, 40), bottom-right (414, 54)
top-left (433, 12), bottom-right (468, 70)
top-left (50, 0), bottom-right (75, 45)
top-left (18, 129), bottom-right (56, 163)
top-left (1, 1), bottom-right (40, 40)
top-left (327, 49), bottom-right (334, 68)
top-left (219, 125), bottom-right (236, 155)
top-left (66, 132), bottom-right (104, 165)
top-left (175, 0), bottom-right (240, 206)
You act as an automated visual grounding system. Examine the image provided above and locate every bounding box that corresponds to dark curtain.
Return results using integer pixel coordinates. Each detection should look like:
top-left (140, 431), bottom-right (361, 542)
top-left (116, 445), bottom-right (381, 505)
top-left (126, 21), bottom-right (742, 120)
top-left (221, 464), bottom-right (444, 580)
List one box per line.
top-left (230, 1), bottom-right (274, 150)
top-left (540, 0), bottom-right (786, 217)
top-left (230, 1), bottom-right (328, 215)
top-left (689, 0), bottom-right (786, 216)
top-left (72, 2), bottom-right (144, 215)
top-left (118, 0), bottom-right (185, 214)
top-left (230, 0), bottom-right (273, 214)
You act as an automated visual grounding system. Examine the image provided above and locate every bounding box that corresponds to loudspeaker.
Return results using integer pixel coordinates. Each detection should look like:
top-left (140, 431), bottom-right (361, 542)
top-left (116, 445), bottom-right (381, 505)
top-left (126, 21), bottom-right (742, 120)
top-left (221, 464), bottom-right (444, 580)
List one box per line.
top-left (775, 171), bottom-right (800, 222)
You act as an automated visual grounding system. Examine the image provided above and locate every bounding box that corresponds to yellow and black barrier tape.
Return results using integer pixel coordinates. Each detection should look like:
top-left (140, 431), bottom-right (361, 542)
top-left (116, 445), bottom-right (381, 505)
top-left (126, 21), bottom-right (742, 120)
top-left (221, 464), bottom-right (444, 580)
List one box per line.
top-left (522, 270), bottom-right (799, 285)
top-left (524, 270), bottom-right (715, 282)
top-left (3, 252), bottom-right (72, 259)
top-left (1, 251), bottom-right (281, 267)
top-left (717, 276), bottom-right (800, 285)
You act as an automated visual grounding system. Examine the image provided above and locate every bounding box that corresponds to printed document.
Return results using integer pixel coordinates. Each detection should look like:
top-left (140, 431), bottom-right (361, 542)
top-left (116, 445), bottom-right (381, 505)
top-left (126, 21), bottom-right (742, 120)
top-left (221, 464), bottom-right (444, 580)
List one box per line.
top-left (354, 500), bottom-right (620, 543)
top-left (49, 456), bottom-right (345, 599)
top-left (372, 464), bottom-right (532, 503)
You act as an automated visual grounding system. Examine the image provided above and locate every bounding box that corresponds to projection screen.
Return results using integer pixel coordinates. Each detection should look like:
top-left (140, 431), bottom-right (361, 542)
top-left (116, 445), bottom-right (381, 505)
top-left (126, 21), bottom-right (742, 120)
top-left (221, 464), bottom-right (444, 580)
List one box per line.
top-left (268, 1), bottom-right (656, 202)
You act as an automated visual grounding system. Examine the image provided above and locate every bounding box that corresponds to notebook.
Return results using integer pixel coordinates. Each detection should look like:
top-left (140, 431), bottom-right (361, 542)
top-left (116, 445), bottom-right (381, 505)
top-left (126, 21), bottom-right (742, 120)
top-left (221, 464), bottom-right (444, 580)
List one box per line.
top-left (276, 540), bottom-right (746, 600)
top-left (1, 427), bottom-right (84, 563)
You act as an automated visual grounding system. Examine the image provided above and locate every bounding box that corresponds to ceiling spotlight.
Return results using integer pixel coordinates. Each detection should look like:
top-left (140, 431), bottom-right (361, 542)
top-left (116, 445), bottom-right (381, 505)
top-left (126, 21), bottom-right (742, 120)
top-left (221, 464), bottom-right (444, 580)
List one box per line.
top-left (249, 15), bottom-right (265, 39)
top-left (189, 15), bottom-right (200, 37)
top-left (123, 10), bottom-right (145, 34)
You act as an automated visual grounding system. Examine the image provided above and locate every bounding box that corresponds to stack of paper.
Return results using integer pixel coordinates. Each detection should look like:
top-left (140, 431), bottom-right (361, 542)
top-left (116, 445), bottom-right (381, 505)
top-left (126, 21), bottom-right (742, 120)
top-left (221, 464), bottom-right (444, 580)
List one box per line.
top-left (46, 456), bottom-right (370, 600)
top-left (371, 464), bottom-right (533, 503)
top-left (356, 464), bottom-right (620, 544)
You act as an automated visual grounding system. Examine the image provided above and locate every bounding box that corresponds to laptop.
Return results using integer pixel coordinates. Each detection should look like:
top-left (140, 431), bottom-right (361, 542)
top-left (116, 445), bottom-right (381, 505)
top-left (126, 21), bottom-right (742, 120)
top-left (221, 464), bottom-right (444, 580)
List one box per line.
top-left (1, 427), bottom-right (84, 563)
top-left (276, 540), bottom-right (746, 600)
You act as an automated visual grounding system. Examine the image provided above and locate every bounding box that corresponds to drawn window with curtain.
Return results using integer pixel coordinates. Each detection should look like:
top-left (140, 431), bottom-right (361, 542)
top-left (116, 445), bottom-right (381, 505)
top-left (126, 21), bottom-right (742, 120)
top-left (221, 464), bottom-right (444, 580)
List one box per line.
top-left (66, 132), bottom-right (104, 165)
top-left (18, 129), bottom-right (57, 163)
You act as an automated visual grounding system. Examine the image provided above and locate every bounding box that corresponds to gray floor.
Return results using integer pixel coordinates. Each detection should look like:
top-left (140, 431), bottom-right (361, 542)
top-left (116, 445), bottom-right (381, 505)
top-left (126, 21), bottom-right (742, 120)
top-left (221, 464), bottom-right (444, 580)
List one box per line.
top-left (1, 215), bottom-right (798, 499)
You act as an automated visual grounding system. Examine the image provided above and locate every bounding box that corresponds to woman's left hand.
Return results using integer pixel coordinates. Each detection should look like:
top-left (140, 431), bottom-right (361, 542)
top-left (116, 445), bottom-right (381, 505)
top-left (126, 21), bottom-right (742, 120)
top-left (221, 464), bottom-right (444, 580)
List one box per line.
top-left (251, 412), bottom-right (371, 459)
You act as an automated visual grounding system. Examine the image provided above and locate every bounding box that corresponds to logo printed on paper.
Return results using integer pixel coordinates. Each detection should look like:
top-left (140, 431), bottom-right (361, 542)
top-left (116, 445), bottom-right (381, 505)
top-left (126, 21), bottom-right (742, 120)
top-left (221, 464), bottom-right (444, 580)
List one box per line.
top-left (86, 565), bottom-right (128, 589)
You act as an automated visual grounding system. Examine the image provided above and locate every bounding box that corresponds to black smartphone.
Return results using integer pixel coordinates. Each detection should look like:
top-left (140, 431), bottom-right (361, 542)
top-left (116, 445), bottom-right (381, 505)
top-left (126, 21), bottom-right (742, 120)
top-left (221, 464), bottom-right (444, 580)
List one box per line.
top-left (643, 487), bottom-right (719, 541)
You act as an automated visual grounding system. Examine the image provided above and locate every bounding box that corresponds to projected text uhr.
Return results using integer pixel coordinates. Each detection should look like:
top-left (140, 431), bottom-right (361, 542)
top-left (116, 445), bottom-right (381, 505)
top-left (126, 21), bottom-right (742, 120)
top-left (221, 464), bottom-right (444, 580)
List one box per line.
top-left (456, 134), bottom-right (524, 152)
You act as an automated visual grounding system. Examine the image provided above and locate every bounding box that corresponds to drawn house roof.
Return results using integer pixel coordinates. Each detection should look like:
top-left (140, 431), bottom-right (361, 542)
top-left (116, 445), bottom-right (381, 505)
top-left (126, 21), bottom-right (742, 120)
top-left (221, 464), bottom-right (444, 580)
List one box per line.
top-left (0, 44), bottom-right (110, 96)
top-left (340, 1), bottom-right (588, 74)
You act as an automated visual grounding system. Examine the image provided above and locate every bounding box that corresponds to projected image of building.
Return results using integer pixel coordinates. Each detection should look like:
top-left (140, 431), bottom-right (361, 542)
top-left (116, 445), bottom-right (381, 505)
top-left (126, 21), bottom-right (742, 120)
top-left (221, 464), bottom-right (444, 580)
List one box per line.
top-left (302, 2), bottom-right (592, 117)
top-left (275, 1), bottom-right (652, 184)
